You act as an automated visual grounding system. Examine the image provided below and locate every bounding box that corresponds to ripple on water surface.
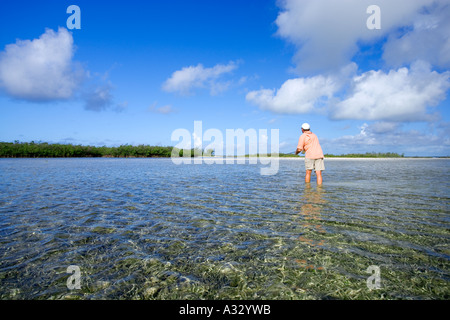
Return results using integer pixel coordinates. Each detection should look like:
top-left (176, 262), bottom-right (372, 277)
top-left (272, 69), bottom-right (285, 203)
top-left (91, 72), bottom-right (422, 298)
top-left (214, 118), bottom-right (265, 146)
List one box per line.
top-left (0, 158), bottom-right (449, 299)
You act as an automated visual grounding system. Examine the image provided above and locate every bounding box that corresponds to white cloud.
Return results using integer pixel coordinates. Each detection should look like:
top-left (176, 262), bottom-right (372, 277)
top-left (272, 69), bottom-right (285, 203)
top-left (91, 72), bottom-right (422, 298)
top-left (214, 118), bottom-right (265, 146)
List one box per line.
top-left (0, 27), bottom-right (124, 113)
top-left (382, 1), bottom-right (450, 69)
top-left (332, 61), bottom-right (450, 121)
top-left (364, 121), bottom-right (400, 134)
top-left (245, 74), bottom-right (339, 114)
top-left (275, 0), bottom-right (437, 74)
top-left (246, 60), bottom-right (449, 122)
top-left (322, 121), bottom-right (450, 156)
top-left (0, 27), bottom-right (84, 101)
top-left (261, 0), bottom-right (450, 124)
top-left (162, 61), bottom-right (238, 95)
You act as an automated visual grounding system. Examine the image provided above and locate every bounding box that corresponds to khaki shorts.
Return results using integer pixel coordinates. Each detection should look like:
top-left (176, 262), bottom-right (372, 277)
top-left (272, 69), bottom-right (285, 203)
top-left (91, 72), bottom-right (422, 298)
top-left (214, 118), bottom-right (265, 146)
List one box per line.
top-left (305, 158), bottom-right (325, 171)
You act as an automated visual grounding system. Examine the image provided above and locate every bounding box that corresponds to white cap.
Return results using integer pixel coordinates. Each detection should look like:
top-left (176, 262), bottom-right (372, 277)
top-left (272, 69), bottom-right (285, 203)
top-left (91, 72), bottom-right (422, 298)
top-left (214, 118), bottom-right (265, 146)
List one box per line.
top-left (301, 123), bottom-right (310, 130)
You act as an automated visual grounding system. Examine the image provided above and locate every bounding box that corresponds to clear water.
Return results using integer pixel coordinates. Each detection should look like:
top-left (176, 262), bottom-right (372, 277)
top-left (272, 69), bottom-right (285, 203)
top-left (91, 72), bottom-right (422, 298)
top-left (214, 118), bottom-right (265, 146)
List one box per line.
top-left (0, 158), bottom-right (449, 299)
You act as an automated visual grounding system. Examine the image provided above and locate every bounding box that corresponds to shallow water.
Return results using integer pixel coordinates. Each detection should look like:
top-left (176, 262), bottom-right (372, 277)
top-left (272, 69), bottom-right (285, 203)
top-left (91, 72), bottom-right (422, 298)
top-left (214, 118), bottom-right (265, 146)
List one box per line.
top-left (0, 158), bottom-right (449, 299)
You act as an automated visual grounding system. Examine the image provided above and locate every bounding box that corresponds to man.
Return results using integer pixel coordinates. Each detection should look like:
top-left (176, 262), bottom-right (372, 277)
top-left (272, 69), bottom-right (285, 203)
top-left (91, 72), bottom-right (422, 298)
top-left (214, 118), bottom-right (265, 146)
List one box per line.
top-left (295, 123), bottom-right (325, 185)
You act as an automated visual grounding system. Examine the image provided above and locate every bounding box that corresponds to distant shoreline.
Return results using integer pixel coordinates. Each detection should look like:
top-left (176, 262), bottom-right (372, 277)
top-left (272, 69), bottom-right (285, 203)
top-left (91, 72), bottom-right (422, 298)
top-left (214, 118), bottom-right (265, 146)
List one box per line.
top-left (1, 156), bottom-right (448, 160)
top-left (0, 142), bottom-right (448, 159)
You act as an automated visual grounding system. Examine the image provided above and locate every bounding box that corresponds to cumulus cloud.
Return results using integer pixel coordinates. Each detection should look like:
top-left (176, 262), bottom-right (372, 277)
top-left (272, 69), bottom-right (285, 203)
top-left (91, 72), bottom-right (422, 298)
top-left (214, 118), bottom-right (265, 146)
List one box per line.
top-left (332, 61), bottom-right (450, 121)
top-left (363, 121), bottom-right (400, 134)
top-left (0, 27), bottom-right (124, 113)
top-left (321, 121), bottom-right (450, 155)
top-left (382, 1), bottom-right (450, 69)
top-left (162, 61), bottom-right (238, 95)
top-left (245, 74), bottom-right (339, 114)
top-left (245, 62), bottom-right (357, 114)
top-left (275, 0), bottom-right (438, 74)
top-left (250, 0), bottom-right (450, 121)
top-left (246, 60), bottom-right (450, 121)
top-left (0, 27), bottom-right (84, 101)
top-left (258, 0), bottom-right (450, 123)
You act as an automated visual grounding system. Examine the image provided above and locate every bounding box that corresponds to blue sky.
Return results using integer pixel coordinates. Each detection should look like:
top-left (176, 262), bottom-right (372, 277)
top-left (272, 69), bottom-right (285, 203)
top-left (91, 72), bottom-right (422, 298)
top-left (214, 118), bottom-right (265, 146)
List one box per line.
top-left (1, 0), bottom-right (449, 156)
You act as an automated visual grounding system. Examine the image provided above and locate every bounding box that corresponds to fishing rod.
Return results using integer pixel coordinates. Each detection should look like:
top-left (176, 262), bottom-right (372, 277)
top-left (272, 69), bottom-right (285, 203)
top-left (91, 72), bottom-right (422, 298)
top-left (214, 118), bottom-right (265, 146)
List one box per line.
top-left (284, 149), bottom-right (306, 155)
top-left (284, 151), bottom-right (304, 155)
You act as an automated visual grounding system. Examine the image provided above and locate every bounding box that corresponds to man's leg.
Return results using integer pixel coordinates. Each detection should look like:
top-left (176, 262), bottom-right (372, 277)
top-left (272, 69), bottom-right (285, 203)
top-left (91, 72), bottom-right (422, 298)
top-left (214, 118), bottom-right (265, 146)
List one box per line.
top-left (305, 170), bottom-right (312, 183)
top-left (316, 170), bottom-right (323, 185)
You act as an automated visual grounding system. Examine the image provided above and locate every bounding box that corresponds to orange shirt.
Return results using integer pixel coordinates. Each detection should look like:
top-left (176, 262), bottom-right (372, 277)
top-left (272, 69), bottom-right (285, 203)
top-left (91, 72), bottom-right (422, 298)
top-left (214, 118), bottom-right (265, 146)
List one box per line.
top-left (297, 131), bottom-right (324, 159)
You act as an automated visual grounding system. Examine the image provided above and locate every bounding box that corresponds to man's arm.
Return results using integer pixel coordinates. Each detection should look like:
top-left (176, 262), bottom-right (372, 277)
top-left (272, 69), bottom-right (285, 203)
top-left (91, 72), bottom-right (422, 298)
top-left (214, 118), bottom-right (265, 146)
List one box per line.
top-left (295, 135), bottom-right (304, 155)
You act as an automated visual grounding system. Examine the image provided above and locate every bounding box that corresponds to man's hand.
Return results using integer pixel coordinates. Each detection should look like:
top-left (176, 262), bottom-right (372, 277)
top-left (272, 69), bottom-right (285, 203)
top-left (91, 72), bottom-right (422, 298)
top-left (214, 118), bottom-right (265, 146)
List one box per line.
top-left (295, 148), bottom-right (302, 155)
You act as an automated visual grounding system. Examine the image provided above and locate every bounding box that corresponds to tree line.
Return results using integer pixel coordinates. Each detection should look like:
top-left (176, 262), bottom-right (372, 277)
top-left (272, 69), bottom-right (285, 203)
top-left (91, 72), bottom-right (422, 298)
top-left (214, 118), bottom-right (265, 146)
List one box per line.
top-left (0, 142), bottom-right (405, 158)
top-left (0, 141), bottom-right (211, 158)
top-left (324, 152), bottom-right (404, 158)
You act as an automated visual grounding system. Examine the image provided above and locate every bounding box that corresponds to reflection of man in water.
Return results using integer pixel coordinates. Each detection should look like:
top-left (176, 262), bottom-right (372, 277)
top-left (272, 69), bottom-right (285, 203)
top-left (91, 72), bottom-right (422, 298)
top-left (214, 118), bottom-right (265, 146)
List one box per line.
top-left (295, 123), bottom-right (325, 185)
top-left (296, 185), bottom-right (326, 271)
top-left (300, 185), bottom-right (326, 240)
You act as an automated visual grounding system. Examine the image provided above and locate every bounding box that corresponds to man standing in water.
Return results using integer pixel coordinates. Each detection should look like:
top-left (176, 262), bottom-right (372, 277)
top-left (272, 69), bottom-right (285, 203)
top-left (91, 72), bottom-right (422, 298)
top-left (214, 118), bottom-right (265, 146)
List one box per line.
top-left (295, 123), bottom-right (325, 185)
